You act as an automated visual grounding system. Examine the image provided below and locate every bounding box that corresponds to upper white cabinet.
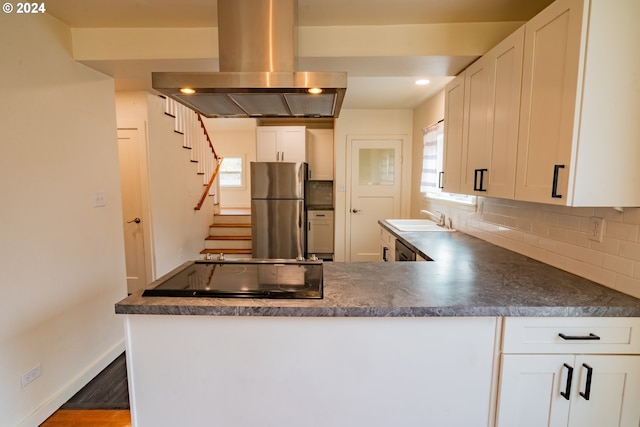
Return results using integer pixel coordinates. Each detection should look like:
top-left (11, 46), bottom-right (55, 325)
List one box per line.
top-left (442, 73), bottom-right (465, 194)
top-left (444, 0), bottom-right (640, 206)
top-left (256, 126), bottom-right (307, 162)
top-left (307, 128), bottom-right (334, 180)
top-left (459, 26), bottom-right (524, 198)
top-left (515, 0), bottom-right (640, 206)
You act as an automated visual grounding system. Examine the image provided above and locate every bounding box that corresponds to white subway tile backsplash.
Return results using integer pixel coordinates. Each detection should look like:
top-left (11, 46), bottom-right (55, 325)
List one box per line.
top-left (558, 213), bottom-right (582, 230)
top-left (602, 253), bottom-right (635, 277)
top-left (606, 221), bottom-right (639, 242)
top-left (615, 275), bottom-right (640, 299)
top-left (589, 237), bottom-right (620, 256)
top-left (623, 208), bottom-right (640, 226)
top-left (423, 197), bottom-right (640, 299)
top-left (619, 241), bottom-right (640, 262)
top-left (576, 246), bottom-right (604, 266)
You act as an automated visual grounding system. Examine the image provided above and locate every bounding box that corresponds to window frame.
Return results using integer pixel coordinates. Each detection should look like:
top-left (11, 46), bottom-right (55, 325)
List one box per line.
top-left (218, 156), bottom-right (246, 189)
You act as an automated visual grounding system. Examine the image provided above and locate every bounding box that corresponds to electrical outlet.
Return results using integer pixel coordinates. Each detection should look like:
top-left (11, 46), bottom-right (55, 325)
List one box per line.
top-left (21, 363), bottom-right (41, 388)
top-left (588, 217), bottom-right (605, 242)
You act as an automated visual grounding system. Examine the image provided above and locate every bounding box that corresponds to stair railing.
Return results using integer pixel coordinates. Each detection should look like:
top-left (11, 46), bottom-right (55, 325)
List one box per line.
top-left (194, 113), bottom-right (222, 211)
top-left (161, 96), bottom-right (223, 211)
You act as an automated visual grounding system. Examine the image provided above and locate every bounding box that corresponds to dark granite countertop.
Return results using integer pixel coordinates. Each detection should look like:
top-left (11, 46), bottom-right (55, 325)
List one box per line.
top-left (115, 222), bottom-right (640, 317)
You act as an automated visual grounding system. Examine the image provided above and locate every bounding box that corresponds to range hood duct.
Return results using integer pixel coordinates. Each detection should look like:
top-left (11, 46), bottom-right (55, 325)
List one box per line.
top-left (152, 0), bottom-right (346, 118)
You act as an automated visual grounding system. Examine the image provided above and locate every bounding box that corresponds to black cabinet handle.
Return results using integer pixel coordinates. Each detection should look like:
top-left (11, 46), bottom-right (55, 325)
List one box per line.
top-left (558, 333), bottom-right (601, 341)
top-left (382, 247), bottom-right (389, 262)
top-left (561, 363), bottom-right (574, 400)
top-left (579, 363), bottom-right (593, 400)
top-left (473, 169), bottom-right (488, 192)
top-left (438, 171), bottom-right (444, 189)
top-left (551, 164), bottom-right (565, 198)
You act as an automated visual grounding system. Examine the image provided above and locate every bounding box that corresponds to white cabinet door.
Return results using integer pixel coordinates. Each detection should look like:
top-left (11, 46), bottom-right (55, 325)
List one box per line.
top-left (498, 355), bottom-right (640, 427)
top-left (307, 210), bottom-right (334, 254)
top-left (379, 226), bottom-right (395, 262)
top-left (515, 0), bottom-right (640, 206)
top-left (256, 127), bottom-right (279, 162)
top-left (279, 127), bottom-right (306, 162)
top-left (456, 26), bottom-right (524, 198)
top-left (515, 0), bottom-right (583, 204)
top-left (460, 55), bottom-right (491, 194)
top-left (497, 354), bottom-right (573, 427)
top-left (568, 355), bottom-right (640, 427)
top-left (256, 126), bottom-right (306, 162)
top-left (307, 129), bottom-right (334, 180)
top-left (442, 73), bottom-right (465, 194)
top-left (483, 25), bottom-right (523, 199)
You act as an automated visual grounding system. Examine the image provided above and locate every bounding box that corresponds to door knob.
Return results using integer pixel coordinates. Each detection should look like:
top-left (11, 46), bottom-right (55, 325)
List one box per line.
top-left (127, 217), bottom-right (141, 224)
top-left (352, 209), bottom-right (361, 213)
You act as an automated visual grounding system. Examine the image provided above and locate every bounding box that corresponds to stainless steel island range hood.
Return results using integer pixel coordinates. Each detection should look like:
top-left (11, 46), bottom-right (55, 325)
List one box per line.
top-left (152, 0), bottom-right (346, 118)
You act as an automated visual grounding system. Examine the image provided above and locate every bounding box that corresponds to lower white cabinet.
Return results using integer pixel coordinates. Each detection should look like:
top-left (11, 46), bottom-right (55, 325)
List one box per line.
top-left (496, 317), bottom-right (640, 427)
top-left (379, 226), bottom-right (395, 261)
top-left (307, 210), bottom-right (334, 255)
top-left (498, 354), bottom-right (640, 427)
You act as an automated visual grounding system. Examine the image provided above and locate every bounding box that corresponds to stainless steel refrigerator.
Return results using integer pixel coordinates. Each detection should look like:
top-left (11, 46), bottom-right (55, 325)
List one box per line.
top-left (251, 162), bottom-right (307, 259)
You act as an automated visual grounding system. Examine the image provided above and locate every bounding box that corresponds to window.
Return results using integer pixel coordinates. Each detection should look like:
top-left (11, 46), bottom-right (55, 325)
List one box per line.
top-left (420, 121), bottom-right (444, 193)
top-left (219, 157), bottom-right (244, 188)
top-left (421, 121), bottom-right (475, 205)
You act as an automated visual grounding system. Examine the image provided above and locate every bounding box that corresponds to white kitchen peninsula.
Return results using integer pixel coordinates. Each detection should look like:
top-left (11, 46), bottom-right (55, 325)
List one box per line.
top-left (117, 229), bottom-right (640, 427)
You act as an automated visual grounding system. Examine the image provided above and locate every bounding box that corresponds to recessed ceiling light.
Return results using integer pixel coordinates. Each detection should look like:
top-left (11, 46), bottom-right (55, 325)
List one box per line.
top-left (180, 88), bottom-right (196, 94)
top-left (415, 79), bottom-right (431, 86)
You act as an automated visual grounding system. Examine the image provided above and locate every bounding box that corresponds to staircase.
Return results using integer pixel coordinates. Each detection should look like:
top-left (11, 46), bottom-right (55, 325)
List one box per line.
top-left (201, 208), bottom-right (252, 259)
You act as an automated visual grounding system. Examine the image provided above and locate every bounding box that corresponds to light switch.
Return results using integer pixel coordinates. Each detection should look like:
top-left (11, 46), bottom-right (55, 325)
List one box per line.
top-left (93, 191), bottom-right (106, 207)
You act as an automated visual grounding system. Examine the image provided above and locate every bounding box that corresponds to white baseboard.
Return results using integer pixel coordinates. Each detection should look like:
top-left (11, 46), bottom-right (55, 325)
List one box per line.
top-left (19, 339), bottom-right (126, 427)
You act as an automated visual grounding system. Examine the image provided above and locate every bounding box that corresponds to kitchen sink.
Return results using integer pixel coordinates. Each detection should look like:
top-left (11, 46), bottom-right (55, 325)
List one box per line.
top-left (386, 219), bottom-right (455, 232)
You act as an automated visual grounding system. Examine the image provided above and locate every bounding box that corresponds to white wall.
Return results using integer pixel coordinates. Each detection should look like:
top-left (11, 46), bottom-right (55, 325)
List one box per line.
top-left (0, 13), bottom-right (127, 427)
top-left (334, 109), bottom-right (413, 261)
top-left (116, 93), bottom-right (216, 279)
top-left (203, 118), bottom-right (257, 209)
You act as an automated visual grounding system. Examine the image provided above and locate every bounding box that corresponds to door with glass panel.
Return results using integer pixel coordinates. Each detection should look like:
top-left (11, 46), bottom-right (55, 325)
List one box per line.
top-left (349, 138), bottom-right (402, 261)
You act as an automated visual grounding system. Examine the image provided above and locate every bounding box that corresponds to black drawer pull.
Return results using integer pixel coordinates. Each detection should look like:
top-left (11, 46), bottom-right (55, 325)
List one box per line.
top-left (558, 333), bottom-right (601, 341)
top-left (561, 363), bottom-right (573, 400)
top-left (579, 363), bottom-right (593, 400)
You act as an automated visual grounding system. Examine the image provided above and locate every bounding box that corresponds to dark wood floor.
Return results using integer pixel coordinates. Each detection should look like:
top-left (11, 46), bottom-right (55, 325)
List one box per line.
top-left (40, 353), bottom-right (130, 426)
top-left (62, 352), bottom-right (130, 409)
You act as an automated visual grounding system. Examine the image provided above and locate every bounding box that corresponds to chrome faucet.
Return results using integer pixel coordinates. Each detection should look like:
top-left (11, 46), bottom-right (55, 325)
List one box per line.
top-left (420, 210), bottom-right (446, 227)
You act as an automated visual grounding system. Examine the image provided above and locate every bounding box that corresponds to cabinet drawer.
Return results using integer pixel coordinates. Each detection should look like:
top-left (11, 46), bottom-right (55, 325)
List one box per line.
top-left (502, 317), bottom-right (640, 354)
top-left (308, 210), bottom-right (333, 220)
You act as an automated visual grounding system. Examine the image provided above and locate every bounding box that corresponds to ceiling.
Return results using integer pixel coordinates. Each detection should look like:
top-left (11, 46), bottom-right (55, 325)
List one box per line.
top-left (45, 0), bottom-right (554, 110)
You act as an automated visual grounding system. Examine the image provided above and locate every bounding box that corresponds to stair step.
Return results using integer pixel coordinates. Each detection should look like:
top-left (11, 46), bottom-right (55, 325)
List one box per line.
top-left (206, 235), bottom-right (251, 241)
top-left (213, 215), bottom-right (251, 225)
top-left (210, 223), bottom-right (251, 228)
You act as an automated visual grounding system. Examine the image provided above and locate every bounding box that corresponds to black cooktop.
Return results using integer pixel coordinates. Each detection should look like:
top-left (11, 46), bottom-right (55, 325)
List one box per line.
top-left (142, 259), bottom-right (323, 299)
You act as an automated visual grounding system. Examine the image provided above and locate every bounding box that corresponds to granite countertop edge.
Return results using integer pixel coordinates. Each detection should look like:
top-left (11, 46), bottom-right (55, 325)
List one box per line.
top-left (116, 221), bottom-right (640, 317)
top-left (114, 304), bottom-right (640, 317)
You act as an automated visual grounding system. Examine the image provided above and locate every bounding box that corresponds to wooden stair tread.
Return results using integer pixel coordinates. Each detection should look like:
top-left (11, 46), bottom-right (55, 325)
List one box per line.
top-left (200, 248), bottom-right (252, 254)
top-left (206, 235), bottom-right (252, 240)
top-left (210, 223), bottom-right (251, 228)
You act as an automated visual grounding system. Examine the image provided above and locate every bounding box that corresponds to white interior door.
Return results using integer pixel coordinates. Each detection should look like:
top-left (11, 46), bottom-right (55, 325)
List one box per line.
top-left (118, 128), bottom-right (147, 293)
top-left (349, 138), bottom-right (402, 261)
